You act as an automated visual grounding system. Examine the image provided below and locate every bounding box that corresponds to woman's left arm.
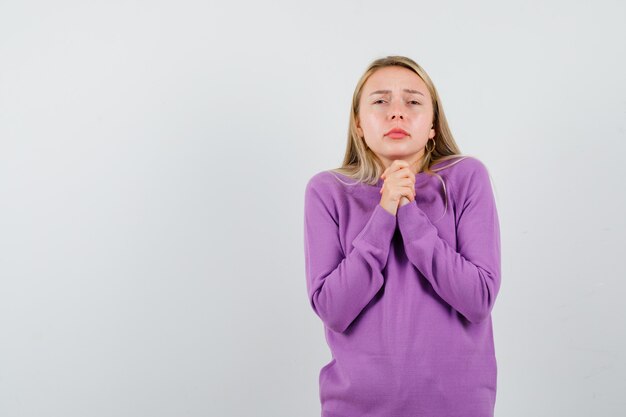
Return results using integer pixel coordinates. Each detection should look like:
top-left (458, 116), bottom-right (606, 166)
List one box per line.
top-left (396, 160), bottom-right (501, 324)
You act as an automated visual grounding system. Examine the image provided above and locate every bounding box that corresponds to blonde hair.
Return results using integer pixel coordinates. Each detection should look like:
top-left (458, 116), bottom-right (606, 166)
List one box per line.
top-left (330, 55), bottom-right (472, 219)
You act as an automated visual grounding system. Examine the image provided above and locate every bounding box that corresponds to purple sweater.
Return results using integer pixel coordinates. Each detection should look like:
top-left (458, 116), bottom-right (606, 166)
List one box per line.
top-left (303, 156), bottom-right (501, 417)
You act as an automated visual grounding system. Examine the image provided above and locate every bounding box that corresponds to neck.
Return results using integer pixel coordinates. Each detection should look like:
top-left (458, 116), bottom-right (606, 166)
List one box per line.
top-left (380, 150), bottom-right (425, 175)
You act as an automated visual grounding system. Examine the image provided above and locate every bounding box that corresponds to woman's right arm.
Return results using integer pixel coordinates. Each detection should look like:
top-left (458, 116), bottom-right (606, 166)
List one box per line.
top-left (303, 178), bottom-right (396, 333)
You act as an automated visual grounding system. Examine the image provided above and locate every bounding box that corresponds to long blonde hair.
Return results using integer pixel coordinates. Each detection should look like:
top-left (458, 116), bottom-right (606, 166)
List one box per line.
top-left (330, 55), bottom-right (473, 218)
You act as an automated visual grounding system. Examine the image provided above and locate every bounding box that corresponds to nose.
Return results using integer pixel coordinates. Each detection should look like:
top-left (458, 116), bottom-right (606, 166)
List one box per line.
top-left (388, 103), bottom-right (405, 120)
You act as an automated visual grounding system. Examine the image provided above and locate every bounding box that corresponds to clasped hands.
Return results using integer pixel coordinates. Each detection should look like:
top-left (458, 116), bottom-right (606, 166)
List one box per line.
top-left (378, 160), bottom-right (417, 216)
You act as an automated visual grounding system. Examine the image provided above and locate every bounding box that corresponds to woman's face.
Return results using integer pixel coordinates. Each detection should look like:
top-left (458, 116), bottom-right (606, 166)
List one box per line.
top-left (356, 66), bottom-right (436, 171)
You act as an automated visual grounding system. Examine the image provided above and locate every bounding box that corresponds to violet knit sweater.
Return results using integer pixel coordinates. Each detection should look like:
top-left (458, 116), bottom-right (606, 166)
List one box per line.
top-left (303, 156), bottom-right (501, 417)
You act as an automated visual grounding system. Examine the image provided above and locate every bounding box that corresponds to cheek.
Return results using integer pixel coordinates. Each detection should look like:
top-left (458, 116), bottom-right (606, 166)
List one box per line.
top-left (413, 112), bottom-right (434, 127)
top-left (359, 112), bottom-right (383, 131)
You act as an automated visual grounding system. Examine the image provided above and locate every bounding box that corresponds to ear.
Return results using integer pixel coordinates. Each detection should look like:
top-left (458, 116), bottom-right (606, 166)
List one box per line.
top-left (356, 119), bottom-right (363, 138)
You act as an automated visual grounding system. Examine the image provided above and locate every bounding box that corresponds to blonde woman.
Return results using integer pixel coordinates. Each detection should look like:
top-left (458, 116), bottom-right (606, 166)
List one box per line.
top-left (303, 56), bottom-right (501, 416)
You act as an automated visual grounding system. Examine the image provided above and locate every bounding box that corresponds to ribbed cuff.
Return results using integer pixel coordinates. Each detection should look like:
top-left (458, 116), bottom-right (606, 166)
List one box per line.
top-left (351, 203), bottom-right (396, 250)
top-left (396, 200), bottom-right (433, 240)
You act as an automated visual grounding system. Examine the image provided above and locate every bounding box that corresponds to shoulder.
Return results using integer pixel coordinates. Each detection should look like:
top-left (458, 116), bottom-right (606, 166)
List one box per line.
top-left (304, 170), bottom-right (348, 209)
top-left (435, 155), bottom-right (492, 186)
top-left (305, 170), bottom-right (337, 199)
top-left (437, 156), bottom-right (496, 208)
top-left (305, 169), bottom-right (360, 195)
top-left (306, 170), bottom-right (340, 190)
top-left (433, 155), bottom-right (487, 175)
top-left (304, 170), bottom-right (355, 224)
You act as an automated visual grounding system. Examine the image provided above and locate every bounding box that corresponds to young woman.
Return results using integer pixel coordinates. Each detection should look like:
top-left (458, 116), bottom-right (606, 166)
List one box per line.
top-left (303, 56), bottom-right (502, 416)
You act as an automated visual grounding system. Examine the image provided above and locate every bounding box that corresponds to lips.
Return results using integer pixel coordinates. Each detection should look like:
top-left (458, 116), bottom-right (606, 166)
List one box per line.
top-left (386, 128), bottom-right (409, 138)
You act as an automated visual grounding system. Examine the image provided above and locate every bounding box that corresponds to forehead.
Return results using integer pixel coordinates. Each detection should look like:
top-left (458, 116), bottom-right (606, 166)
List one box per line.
top-left (364, 66), bottom-right (429, 96)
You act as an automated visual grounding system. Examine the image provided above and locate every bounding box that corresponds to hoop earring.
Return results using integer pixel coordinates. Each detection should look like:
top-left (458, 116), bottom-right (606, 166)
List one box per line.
top-left (425, 137), bottom-right (436, 153)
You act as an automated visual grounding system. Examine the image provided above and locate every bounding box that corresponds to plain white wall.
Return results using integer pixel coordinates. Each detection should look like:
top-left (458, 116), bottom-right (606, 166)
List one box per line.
top-left (1, 0), bottom-right (625, 416)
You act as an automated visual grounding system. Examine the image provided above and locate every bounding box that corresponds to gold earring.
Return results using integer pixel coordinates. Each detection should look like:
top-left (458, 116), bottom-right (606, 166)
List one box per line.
top-left (426, 138), bottom-right (436, 153)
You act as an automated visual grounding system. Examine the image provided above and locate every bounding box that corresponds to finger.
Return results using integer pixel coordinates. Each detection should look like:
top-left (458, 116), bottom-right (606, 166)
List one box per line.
top-left (382, 160), bottom-right (410, 179)
top-left (390, 160), bottom-right (408, 175)
top-left (383, 160), bottom-right (414, 181)
top-left (384, 160), bottom-right (405, 177)
top-left (393, 159), bottom-right (409, 168)
top-left (398, 166), bottom-right (414, 179)
top-left (401, 183), bottom-right (416, 196)
top-left (381, 164), bottom-right (393, 179)
top-left (389, 164), bottom-right (414, 181)
top-left (397, 177), bottom-right (415, 188)
top-left (402, 186), bottom-right (415, 201)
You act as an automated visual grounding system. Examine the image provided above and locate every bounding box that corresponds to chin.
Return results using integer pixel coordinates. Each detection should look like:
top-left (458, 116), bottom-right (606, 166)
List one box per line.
top-left (383, 143), bottom-right (416, 152)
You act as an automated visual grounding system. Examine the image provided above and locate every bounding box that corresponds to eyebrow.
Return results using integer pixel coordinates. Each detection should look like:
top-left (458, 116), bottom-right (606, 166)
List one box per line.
top-left (369, 89), bottom-right (425, 96)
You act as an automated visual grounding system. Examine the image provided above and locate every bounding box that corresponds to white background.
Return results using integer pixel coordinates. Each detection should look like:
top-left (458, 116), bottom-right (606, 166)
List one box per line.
top-left (1, 0), bottom-right (625, 416)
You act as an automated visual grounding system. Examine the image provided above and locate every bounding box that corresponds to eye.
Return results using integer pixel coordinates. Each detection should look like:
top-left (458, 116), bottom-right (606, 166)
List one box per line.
top-left (373, 99), bottom-right (386, 104)
top-left (409, 100), bottom-right (421, 105)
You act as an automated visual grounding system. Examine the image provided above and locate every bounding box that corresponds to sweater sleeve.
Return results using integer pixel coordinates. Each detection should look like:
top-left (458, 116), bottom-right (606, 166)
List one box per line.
top-left (395, 160), bottom-right (501, 324)
top-left (304, 178), bottom-right (396, 333)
